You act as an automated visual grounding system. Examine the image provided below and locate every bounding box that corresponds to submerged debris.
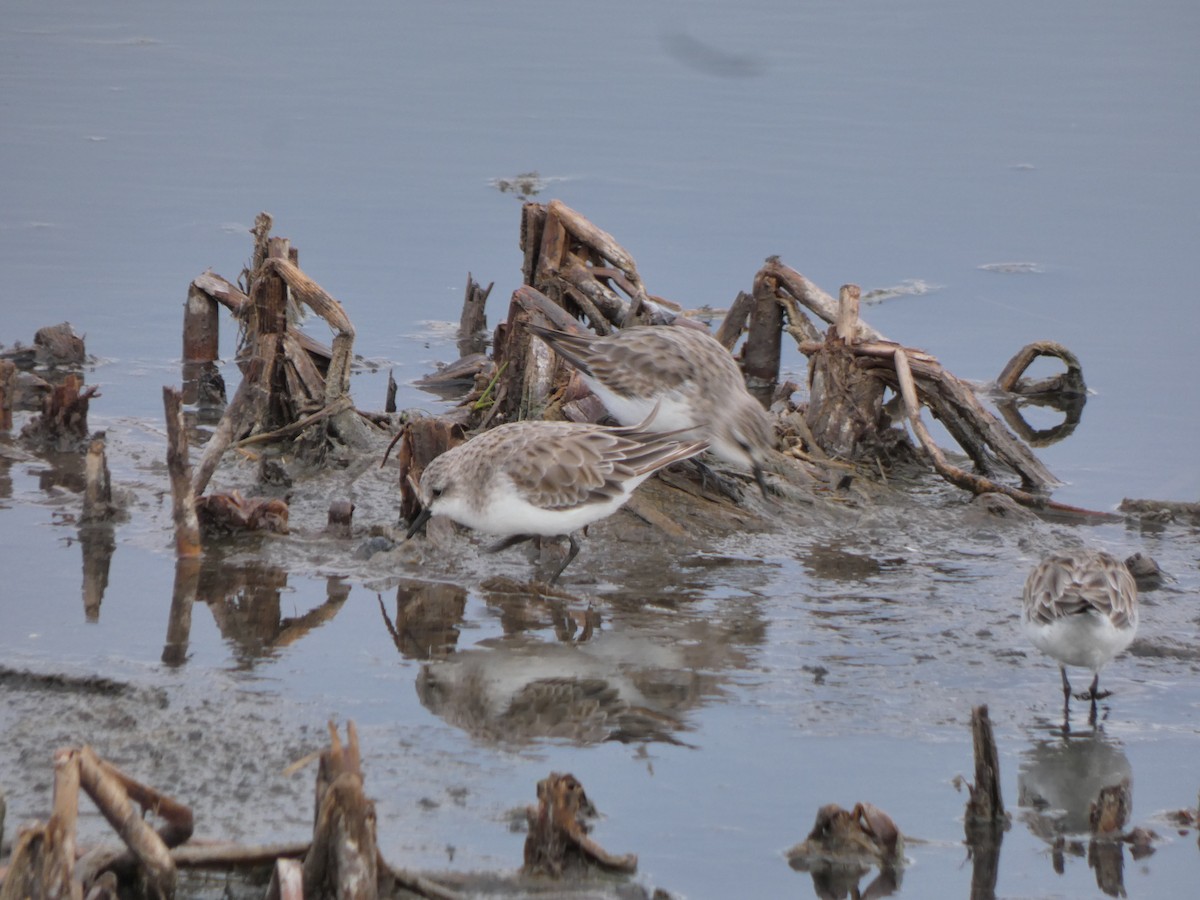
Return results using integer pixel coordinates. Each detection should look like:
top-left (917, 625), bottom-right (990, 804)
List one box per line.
top-left (523, 772), bottom-right (637, 877)
top-left (787, 802), bottom-right (904, 898)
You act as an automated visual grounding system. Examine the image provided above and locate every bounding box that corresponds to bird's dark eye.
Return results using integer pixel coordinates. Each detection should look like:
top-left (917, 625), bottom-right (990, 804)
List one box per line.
top-left (430, 485), bottom-right (445, 500)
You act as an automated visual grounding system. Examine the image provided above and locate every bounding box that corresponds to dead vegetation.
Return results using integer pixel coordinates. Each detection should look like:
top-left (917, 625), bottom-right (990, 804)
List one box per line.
top-left (1, 202), bottom-right (1193, 898)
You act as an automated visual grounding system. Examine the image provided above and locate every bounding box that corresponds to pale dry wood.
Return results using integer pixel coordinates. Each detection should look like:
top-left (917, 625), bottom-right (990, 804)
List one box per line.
top-left (762, 258), bottom-right (887, 342)
top-left (303, 722), bottom-right (378, 900)
top-left (231, 396), bottom-right (354, 449)
top-left (190, 355), bottom-right (268, 496)
top-left (266, 858), bottom-right (304, 900)
top-left (835, 284), bottom-right (861, 341)
top-left (191, 270), bottom-right (250, 317)
top-left (162, 387), bottom-right (200, 558)
top-left (77, 748), bottom-right (176, 899)
top-left (81, 435), bottom-right (115, 523)
top-left (376, 857), bottom-right (464, 900)
top-left (548, 199), bottom-right (649, 308)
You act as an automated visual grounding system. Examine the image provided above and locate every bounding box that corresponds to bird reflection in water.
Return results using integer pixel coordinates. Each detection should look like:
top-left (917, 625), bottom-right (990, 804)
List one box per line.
top-left (1017, 722), bottom-right (1152, 897)
top-left (416, 635), bottom-right (702, 747)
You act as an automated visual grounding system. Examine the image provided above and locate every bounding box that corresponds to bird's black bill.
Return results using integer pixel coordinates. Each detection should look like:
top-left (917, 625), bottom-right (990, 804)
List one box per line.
top-left (406, 506), bottom-right (433, 539)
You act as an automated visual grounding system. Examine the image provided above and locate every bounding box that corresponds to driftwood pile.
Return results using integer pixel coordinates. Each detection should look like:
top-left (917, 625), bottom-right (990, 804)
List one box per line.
top-left (0, 725), bottom-right (643, 900)
top-left (0, 704), bottom-right (1170, 900)
top-left (399, 199), bottom-right (1112, 524)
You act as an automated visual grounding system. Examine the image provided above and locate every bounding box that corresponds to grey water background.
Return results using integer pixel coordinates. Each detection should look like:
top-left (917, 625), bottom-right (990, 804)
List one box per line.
top-left (3, 1), bottom-right (1199, 898)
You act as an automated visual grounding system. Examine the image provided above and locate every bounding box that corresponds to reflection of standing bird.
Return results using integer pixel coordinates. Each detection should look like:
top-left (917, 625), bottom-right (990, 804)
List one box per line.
top-left (1022, 550), bottom-right (1139, 706)
top-left (1017, 731), bottom-right (1133, 836)
top-left (527, 324), bottom-right (775, 496)
top-left (407, 416), bottom-right (706, 583)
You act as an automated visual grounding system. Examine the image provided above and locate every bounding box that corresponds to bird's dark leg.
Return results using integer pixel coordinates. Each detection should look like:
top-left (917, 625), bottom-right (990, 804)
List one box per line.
top-left (485, 533), bottom-right (537, 554)
top-left (547, 533), bottom-right (582, 585)
top-left (753, 462), bottom-right (770, 499)
top-left (688, 458), bottom-right (743, 502)
top-left (1080, 672), bottom-right (1113, 700)
top-left (1074, 672), bottom-right (1111, 702)
top-left (1060, 666), bottom-right (1072, 705)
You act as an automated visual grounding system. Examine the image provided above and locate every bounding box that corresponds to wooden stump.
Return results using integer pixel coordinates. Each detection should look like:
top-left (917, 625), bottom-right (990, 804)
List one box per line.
top-left (523, 773), bottom-right (636, 877)
top-left (302, 723), bottom-right (378, 900)
top-left (0, 359), bottom-right (16, 431)
top-left (804, 286), bottom-right (887, 459)
top-left (392, 418), bottom-right (464, 525)
top-left (19, 373), bottom-right (97, 453)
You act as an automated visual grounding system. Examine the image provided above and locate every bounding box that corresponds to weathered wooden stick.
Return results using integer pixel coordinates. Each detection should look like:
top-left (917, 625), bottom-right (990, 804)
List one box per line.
top-left (458, 274), bottom-right (492, 357)
top-left (744, 269), bottom-right (784, 399)
top-left (385, 369), bottom-right (397, 414)
top-left (0, 756), bottom-right (83, 900)
top-left (231, 396), bottom-right (354, 449)
top-left (190, 356), bottom-right (265, 497)
top-left (77, 840), bottom-right (310, 894)
top-left (88, 754), bottom-right (193, 849)
top-left (249, 264), bottom-right (371, 444)
top-left (266, 857), bottom-right (304, 900)
top-left (0, 359), bottom-right (16, 430)
top-left (50, 749), bottom-right (83, 900)
top-left (77, 748), bottom-right (176, 899)
top-left (162, 387), bottom-right (201, 559)
top-left (964, 704), bottom-right (1006, 824)
top-left (168, 841), bottom-right (308, 869)
top-left (835, 284), bottom-right (861, 341)
top-left (894, 350), bottom-right (1075, 510)
top-left (548, 200), bottom-right (648, 304)
top-left (714, 291), bottom-right (755, 350)
top-left (190, 270), bottom-right (250, 318)
top-left (182, 283), bottom-right (220, 365)
top-left (560, 261), bottom-right (623, 332)
top-left (376, 857), bottom-right (463, 900)
top-left (303, 722), bottom-right (378, 900)
top-left (251, 212), bottom-right (273, 274)
top-left (763, 259), bottom-right (887, 342)
top-left (520, 201), bottom-right (548, 286)
top-left (81, 434), bottom-right (115, 523)
top-left (997, 340), bottom-right (1086, 396)
top-left (267, 258), bottom-right (355, 338)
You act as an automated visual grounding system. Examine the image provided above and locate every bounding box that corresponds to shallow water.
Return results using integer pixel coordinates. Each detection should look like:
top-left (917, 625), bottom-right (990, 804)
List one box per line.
top-left (2, 1), bottom-right (1199, 898)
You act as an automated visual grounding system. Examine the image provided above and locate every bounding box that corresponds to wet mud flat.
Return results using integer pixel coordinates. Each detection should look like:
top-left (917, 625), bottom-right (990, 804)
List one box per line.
top-left (2, 206), bottom-right (1199, 898)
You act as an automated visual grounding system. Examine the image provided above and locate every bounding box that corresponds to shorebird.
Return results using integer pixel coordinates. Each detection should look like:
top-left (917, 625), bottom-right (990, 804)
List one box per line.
top-left (406, 415), bottom-right (707, 583)
top-left (527, 323), bottom-right (775, 497)
top-left (1022, 549), bottom-right (1139, 710)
